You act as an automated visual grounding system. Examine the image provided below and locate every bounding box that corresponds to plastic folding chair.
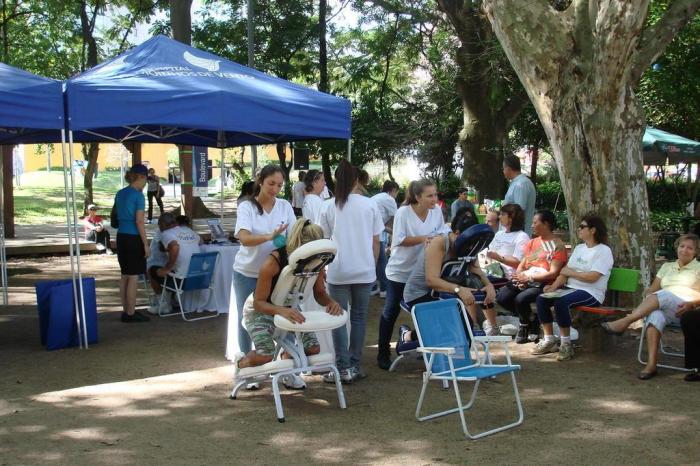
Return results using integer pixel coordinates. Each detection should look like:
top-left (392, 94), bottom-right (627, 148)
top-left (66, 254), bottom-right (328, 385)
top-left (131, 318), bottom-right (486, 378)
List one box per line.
top-left (230, 239), bottom-right (348, 422)
top-left (412, 298), bottom-right (523, 439)
top-left (159, 251), bottom-right (220, 321)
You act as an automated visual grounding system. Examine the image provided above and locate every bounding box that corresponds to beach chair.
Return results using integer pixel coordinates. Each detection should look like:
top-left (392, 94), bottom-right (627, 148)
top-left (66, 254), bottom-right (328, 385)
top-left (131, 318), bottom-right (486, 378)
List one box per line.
top-left (159, 251), bottom-right (220, 321)
top-left (230, 239), bottom-right (348, 422)
top-left (412, 298), bottom-right (524, 439)
top-left (637, 319), bottom-right (691, 373)
top-left (389, 225), bottom-right (494, 372)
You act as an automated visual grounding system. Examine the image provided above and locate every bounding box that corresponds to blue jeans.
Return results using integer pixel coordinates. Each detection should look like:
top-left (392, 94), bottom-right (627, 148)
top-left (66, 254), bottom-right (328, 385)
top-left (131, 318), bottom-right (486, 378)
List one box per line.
top-left (375, 240), bottom-right (388, 292)
top-left (536, 288), bottom-right (599, 328)
top-left (378, 279), bottom-right (406, 354)
top-left (233, 270), bottom-right (257, 354)
top-left (328, 283), bottom-right (373, 371)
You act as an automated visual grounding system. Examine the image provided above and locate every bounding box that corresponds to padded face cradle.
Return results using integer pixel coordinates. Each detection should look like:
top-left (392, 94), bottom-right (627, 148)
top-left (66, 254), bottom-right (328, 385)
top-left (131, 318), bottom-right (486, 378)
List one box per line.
top-left (270, 239), bottom-right (337, 306)
top-left (454, 224), bottom-right (494, 259)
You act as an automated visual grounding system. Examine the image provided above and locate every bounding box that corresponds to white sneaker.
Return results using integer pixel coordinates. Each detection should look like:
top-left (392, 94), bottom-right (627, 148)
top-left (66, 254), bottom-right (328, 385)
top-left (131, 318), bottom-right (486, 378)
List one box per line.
top-left (95, 243), bottom-right (106, 251)
top-left (245, 382), bottom-right (260, 390)
top-left (532, 339), bottom-right (559, 355)
top-left (379, 291), bottom-right (386, 298)
top-left (369, 286), bottom-right (380, 296)
top-left (147, 304), bottom-right (160, 315)
top-left (158, 296), bottom-right (173, 315)
top-left (484, 324), bottom-right (501, 336)
top-left (280, 374), bottom-right (306, 390)
top-left (323, 369), bottom-right (353, 384)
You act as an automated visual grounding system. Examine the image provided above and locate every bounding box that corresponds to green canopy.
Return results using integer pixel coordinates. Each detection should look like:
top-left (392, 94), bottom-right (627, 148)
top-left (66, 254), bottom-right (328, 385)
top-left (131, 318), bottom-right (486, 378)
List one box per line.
top-left (643, 126), bottom-right (700, 165)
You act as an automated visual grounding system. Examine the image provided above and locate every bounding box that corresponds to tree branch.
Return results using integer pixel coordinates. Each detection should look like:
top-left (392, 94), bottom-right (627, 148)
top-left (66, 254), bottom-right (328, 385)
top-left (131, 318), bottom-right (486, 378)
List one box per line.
top-left (631, 0), bottom-right (700, 83)
top-left (572, 0), bottom-right (593, 70)
top-left (495, 90), bottom-right (530, 136)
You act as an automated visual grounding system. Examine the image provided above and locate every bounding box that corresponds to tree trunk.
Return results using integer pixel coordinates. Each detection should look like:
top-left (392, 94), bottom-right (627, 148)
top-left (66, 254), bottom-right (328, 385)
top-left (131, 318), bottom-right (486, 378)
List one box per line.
top-left (82, 143), bottom-right (99, 213)
top-left (438, 1), bottom-right (527, 200)
top-left (169, 0), bottom-right (192, 45)
top-left (481, 0), bottom-right (700, 284)
top-left (276, 143), bottom-right (293, 200)
top-left (529, 146), bottom-right (539, 184)
top-left (1, 145), bottom-right (14, 238)
top-left (317, 0), bottom-right (334, 191)
top-left (385, 155), bottom-right (394, 182)
top-left (123, 142), bottom-right (142, 165)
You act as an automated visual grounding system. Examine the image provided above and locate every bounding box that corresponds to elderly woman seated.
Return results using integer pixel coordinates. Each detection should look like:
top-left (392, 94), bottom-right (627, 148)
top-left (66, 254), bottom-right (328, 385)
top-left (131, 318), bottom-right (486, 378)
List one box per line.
top-left (603, 233), bottom-right (700, 380)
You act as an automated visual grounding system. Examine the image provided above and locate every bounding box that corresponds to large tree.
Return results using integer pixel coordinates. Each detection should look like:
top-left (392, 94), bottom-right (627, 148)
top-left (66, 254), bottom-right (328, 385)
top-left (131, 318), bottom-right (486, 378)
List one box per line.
top-left (482, 0), bottom-right (700, 281)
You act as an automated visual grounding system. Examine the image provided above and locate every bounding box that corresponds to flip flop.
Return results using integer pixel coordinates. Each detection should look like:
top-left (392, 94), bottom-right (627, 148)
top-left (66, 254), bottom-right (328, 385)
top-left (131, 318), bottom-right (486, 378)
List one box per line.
top-left (638, 370), bottom-right (657, 380)
top-left (601, 321), bottom-right (624, 336)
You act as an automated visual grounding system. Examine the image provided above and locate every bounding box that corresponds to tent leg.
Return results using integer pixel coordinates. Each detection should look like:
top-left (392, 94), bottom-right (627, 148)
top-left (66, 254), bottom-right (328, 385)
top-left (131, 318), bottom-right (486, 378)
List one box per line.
top-left (220, 148), bottom-right (224, 222)
top-left (67, 131), bottom-right (89, 349)
top-left (61, 130), bottom-right (83, 349)
top-left (346, 139), bottom-right (351, 162)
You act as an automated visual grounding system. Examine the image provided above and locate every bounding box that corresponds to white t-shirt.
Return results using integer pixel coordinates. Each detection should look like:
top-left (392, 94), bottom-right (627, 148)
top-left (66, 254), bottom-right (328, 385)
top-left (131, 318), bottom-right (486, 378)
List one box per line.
top-left (160, 226), bottom-right (202, 276)
top-left (318, 194), bottom-right (384, 285)
top-left (565, 243), bottom-right (614, 303)
top-left (385, 205), bottom-right (447, 283)
top-left (487, 230), bottom-right (530, 277)
top-left (371, 192), bottom-right (398, 227)
top-left (302, 193), bottom-right (324, 224)
top-left (147, 229), bottom-right (168, 269)
top-left (292, 181), bottom-right (306, 208)
top-left (234, 198), bottom-right (296, 277)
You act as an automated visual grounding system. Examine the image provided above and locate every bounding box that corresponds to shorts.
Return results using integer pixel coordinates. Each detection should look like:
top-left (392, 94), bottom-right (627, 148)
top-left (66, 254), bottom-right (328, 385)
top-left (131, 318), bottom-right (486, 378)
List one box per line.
top-left (243, 311), bottom-right (319, 357)
top-left (647, 289), bottom-right (684, 332)
top-left (117, 233), bottom-right (146, 276)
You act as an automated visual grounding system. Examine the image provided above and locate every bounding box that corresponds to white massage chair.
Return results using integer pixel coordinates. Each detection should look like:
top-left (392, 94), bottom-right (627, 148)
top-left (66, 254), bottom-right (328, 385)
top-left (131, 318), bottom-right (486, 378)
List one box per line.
top-left (230, 239), bottom-right (348, 422)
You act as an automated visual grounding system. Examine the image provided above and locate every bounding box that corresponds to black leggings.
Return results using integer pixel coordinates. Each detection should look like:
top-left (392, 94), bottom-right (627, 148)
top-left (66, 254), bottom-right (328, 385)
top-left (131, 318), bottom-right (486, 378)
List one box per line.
top-left (147, 191), bottom-right (164, 220)
top-left (681, 309), bottom-right (700, 370)
top-left (496, 282), bottom-right (543, 326)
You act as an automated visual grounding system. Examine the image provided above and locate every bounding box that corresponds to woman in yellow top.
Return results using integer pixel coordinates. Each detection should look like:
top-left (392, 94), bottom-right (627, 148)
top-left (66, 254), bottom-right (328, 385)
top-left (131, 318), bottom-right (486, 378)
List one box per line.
top-left (603, 234), bottom-right (700, 380)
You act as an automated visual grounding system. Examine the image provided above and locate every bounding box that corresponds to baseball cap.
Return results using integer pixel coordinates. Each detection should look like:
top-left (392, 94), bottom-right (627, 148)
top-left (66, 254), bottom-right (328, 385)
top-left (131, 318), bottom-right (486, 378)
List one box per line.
top-left (87, 204), bottom-right (97, 210)
top-left (130, 163), bottom-right (148, 176)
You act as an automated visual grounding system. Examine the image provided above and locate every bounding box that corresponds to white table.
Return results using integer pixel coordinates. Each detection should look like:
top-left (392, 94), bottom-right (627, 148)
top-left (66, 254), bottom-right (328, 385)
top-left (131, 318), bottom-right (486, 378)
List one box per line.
top-left (181, 243), bottom-right (239, 314)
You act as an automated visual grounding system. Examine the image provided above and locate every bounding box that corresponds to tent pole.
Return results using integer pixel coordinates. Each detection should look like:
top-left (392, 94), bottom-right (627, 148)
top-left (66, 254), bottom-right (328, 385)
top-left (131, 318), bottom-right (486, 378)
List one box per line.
top-left (0, 147), bottom-right (7, 305)
top-left (220, 148), bottom-right (224, 222)
top-left (60, 129), bottom-right (83, 349)
top-left (68, 131), bottom-right (89, 349)
top-left (346, 139), bottom-right (351, 162)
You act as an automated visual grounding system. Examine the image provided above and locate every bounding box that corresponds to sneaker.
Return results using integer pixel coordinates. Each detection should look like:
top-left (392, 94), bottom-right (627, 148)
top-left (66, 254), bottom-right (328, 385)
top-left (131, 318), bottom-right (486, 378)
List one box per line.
top-left (557, 343), bottom-right (574, 361)
top-left (515, 324), bottom-right (529, 344)
top-left (323, 369), bottom-right (353, 384)
top-left (377, 349), bottom-right (391, 370)
top-left (147, 304), bottom-right (160, 315)
top-left (485, 325), bottom-right (501, 337)
top-left (245, 382), bottom-right (260, 390)
top-left (158, 297), bottom-right (174, 315)
top-left (369, 286), bottom-right (380, 296)
top-left (105, 248), bottom-right (115, 255)
top-left (379, 291), bottom-right (386, 298)
top-left (95, 243), bottom-right (106, 251)
top-left (531, 339), bottom-right (558, 355)
top-left (528, 322), bottom-right (541, 342)
top-left (349, 366), bottom-right (367, 381)
top-left (280, 374), bottom-right (306, 390)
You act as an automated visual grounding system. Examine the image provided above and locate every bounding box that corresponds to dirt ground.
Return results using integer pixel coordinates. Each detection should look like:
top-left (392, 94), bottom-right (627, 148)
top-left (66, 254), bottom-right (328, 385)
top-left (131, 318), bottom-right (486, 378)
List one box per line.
top-left (1, 254), bottom-right (699, 465)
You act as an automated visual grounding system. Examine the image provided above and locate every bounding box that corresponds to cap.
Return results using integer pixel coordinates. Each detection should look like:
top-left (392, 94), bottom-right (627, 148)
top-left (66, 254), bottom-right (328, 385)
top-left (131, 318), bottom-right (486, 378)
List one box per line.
top-left (130, 163), bottom-right (148, 176)
top-left (87, 204), bottom-right (97, 210)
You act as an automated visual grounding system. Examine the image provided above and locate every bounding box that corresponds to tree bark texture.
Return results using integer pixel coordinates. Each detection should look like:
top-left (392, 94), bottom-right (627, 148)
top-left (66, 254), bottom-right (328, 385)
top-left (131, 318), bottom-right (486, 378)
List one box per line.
top-left (482, 0), bottom-right (700, 284)
top-left (318, 0), bottom-right (334, 192)
top-left (79, 1), bottom-right (99, 216)
top-left (82, 143), bottom-right (99, 213)
top-left (438, 1), bottom-right (528, 200)
top-left (169, 0), bottom-right (192, 45)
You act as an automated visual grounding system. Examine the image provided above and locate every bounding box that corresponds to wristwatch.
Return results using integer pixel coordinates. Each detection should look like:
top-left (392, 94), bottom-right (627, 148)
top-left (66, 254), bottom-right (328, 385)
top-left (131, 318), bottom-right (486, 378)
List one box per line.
top-left (454, 286), bottom-right (461, 294)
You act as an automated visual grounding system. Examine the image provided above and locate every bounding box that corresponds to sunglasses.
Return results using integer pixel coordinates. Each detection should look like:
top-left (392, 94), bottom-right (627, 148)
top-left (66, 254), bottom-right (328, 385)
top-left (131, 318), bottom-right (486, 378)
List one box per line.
top-left (577, 224), bottom-right (589, 230)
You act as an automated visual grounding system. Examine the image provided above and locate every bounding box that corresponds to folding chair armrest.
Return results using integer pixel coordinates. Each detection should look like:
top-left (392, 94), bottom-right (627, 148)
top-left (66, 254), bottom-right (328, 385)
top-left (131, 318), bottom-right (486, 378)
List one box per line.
top-left (417, 346), bottom-right (456, 355)
top-left (474, 335), bottom-right (512, 343)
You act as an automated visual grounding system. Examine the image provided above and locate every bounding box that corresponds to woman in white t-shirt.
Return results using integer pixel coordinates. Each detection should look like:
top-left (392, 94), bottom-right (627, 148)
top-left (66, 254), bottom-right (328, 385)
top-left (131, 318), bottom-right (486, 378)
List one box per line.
top-left (301, 169), bottom-right (326, 223)
top-left (535, 214), bottom-right (613, 361)
top-left (485, 203), bottom-right (530, 280)
top-left (377, 179), bottom-right (447, 370)
top-left (233, 165), bottom-right (296, 356)
top-left (318, 160), bottom-right (384, 383)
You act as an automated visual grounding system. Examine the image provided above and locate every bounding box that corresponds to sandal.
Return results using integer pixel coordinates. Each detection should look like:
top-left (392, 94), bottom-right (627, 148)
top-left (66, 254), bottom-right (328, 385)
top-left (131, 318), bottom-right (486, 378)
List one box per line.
top-left (601, 321), bottom-right (624, 336)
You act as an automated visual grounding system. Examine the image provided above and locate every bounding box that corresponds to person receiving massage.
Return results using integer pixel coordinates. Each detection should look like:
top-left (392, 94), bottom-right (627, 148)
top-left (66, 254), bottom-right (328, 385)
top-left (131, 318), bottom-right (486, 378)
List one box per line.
top-left (235, 218), bottom-right (342, 389)
top-left (398, 208), bottom-right (498, 350)
top-left (602, 233), bottom-right (700, 380)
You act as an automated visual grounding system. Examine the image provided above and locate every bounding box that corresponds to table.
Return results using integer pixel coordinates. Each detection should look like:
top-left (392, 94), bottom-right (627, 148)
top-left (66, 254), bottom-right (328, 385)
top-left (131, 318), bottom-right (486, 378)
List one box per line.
top-left (181, 243), bottom-right (239, 314)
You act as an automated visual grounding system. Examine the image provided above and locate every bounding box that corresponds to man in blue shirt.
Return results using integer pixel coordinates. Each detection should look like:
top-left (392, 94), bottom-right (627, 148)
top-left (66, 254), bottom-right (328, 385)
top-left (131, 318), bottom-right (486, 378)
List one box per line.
top-left (503, 155), bottom-right (536, 235)
top-left (450, 188), bottom-right (474, 222)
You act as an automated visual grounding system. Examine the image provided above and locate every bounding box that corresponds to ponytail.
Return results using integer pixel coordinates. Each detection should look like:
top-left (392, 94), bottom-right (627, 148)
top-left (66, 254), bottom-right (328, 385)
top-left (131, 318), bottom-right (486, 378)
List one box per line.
top-left (334, 160), bottom-right (358, 210)
top-left (402, 179), bottom-right (435, 206)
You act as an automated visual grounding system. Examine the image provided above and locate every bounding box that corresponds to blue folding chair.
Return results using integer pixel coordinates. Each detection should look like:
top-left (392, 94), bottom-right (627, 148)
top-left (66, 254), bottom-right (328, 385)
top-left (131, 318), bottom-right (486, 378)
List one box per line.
top-left (160, 251), bottom-right (220, 321)
top-left (412, 298), bottom-right (523, 439)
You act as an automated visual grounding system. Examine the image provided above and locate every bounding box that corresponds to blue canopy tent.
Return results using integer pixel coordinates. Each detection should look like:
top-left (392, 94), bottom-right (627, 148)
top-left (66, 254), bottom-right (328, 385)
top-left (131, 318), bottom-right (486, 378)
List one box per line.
top-left (65, 35), bottom-right (351, 147)
top-left (0, 63), bottom-right (89, 347)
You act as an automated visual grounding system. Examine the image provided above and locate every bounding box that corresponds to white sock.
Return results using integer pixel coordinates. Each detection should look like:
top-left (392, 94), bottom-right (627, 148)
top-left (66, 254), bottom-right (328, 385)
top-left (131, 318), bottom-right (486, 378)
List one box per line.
top-left (561, 336), bottom-right (571, 345)
top-left (544, 335), bottom-right (556, 344)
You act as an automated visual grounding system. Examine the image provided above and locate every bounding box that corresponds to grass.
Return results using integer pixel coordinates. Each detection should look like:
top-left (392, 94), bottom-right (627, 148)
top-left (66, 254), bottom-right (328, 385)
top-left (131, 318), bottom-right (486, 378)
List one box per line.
top-left (14, 170), bottom-right (235, 224)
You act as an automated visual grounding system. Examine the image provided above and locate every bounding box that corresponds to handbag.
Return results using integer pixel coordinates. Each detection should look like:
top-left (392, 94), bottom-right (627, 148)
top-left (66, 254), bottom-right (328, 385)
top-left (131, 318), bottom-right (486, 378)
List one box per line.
top-left (110, 202), bottom-right (119, 229)
top-left (158, 185), bottom-right (165, 198)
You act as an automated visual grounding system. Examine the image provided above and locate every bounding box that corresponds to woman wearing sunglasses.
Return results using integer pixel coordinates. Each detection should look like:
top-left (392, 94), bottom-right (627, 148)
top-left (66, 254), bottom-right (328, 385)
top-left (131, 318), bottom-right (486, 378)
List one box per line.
top-left (534, 214), bottom-right (613, 361)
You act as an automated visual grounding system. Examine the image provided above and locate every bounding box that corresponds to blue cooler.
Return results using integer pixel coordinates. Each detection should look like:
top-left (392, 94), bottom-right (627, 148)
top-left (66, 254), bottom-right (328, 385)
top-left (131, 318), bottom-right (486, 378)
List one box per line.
top-left (35, 277), bottom-right (98, 350)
